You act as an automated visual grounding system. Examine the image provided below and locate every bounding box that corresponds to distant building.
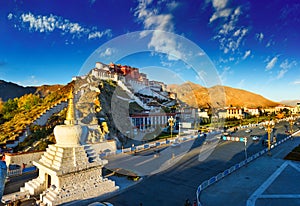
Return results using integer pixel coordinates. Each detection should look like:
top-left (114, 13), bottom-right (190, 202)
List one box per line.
top-left (226, 107), bottom-right (244, 119)
top-left (130, 113), bottom-right (175, 131)
top-left (244, 108), bottom-right (259, 116)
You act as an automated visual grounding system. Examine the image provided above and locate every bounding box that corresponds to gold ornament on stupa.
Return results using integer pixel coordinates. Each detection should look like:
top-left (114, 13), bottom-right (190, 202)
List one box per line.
top-left (65, 88), bottom-right (77, 125)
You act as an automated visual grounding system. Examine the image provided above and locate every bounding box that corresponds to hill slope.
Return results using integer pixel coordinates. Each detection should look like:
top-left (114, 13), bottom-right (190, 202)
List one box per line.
top-left (168, 82), bottom-right (279, 108)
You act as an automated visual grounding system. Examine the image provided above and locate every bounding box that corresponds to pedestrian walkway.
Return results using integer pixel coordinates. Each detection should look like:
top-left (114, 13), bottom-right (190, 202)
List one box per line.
top-left (199, 136), bottom-right (300, 206)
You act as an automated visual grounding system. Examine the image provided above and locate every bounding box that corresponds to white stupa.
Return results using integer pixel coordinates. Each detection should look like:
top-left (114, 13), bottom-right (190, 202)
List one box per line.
top-left (20, 90), bottom-right (119, 205)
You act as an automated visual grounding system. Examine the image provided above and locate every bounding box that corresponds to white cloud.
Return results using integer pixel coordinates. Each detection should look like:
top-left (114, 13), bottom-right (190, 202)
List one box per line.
top-left (8, 12), bottom-right (111, 40)
top-left (220, 66), bottom-right (231, 83)
top-left (166, 1), bottom-right (179, 10)
top-left (100, 47), bottom-right (115, 57)
top-left (7, 13), bottom-right (13, 20)
top-left (209, 8), bottom-right (232, 23)
top-left (256, 32), bottom-right (264, 42)
top-left (198, 51), bottom-right (205, 56)
top-left (210, 4), bottom-right (247, 55)
top-left (280, 59), bottom-right (297, 70)
top-left (88, 30), bottom-right (111, 39)
top-left (266, 56), bottom-right (278, 71)
top-left (276, 59), bottom-right (297, 79)
top-left (293, 80), bottom-right (300, 85)
top-left (276, 68), bottom-right (288, 79)
top-left (212, 0), bottom-right (229, 11)
top-left (134, 0), bottom-right (185, 61)
top-left (242, 50), bottom-right (251, 60)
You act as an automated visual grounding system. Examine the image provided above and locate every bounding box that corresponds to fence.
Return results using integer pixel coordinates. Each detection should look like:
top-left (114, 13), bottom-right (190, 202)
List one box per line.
top-left (196, 130), bottom-right (300, 206)
top-left (7, 166), bottom-right (37, 177)
top-left (101, 131), bottom-right (221, 158)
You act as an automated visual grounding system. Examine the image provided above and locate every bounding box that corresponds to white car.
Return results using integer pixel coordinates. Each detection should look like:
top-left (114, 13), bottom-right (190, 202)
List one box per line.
top-left (245, 129), bottom-right (251, 133)
top-left (171, 142), bottom-right (180, 147)
top-left (252, 136), bottom-right (260, 141)
top-left (88, 202), bottom-right (114, 206)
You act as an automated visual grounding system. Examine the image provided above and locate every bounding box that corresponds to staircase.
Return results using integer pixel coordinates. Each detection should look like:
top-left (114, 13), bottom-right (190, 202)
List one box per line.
top-left (20, 177), bottom-right (45, 195)
top-left (40, 186), bottom-right (60, 206)
top-left (117, 80), bottom-right (150, 110)
top-left (83, 144), bottom-right (98, 163)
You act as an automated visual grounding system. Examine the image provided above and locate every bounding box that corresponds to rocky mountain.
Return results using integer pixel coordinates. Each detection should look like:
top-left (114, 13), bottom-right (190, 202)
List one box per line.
top-left (168, 81), bottom-right (279, 108)
top-left (0, 79), bottom-right (63, 101)
top-left (280, 100), bottom-right (300, 107)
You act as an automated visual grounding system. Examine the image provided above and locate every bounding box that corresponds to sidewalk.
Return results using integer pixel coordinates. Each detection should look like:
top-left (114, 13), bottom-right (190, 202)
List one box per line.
top-left (199, 136), bottom-right (300, 206)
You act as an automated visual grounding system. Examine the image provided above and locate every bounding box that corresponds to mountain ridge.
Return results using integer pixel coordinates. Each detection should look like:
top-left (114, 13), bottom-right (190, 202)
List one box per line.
top-left (167, 82), bottom-right (279, 108)
top-left (0, 79), bottom-right (64, 101)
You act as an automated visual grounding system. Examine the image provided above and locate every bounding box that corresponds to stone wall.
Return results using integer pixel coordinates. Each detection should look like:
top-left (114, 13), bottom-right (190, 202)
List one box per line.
top-left (90, 140), bottom-right (117, 154)
top-left (5, 151), bottom-right (44, 168)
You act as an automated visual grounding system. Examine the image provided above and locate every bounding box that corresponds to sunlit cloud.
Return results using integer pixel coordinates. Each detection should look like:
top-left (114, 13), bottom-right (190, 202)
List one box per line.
top-left (265, 56), bottom-right (278, 71)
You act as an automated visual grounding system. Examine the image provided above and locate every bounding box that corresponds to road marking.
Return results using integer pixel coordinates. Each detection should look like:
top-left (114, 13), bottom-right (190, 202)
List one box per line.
top-left (259, 194), bottom-right (300, 198)
top-left (246, 161), bottom-right (289, 206)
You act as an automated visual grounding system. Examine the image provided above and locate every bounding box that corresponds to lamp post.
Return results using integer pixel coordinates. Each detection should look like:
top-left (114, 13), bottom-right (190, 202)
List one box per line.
top-left (287, 115), bottom-right (296, 139)
top-left (168, 116), bottom-right (175, 139)
top-left (262, 119), bottom-right (275, 156)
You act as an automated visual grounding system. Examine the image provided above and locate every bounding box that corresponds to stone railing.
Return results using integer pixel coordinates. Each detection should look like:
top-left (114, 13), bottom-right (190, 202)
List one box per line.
top-left (100, 131), bottom-right (219, 157)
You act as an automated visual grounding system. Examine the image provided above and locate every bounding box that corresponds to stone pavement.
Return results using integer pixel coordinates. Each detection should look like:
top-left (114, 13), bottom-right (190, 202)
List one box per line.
top-left (199, 136), bottom-right (300, 206)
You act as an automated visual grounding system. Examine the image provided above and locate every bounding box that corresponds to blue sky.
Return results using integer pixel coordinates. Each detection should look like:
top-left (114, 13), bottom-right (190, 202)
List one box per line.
top-left (0, 0), bottom-right (299, 102)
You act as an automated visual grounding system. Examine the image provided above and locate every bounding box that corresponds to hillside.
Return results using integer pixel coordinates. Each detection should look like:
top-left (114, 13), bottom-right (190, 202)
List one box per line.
top-left (0, 82), bottom-right (73, 143)
top-left (0, 79), bottom-right (64, 101)
top-left (168, 82), bottom-right (279, 108)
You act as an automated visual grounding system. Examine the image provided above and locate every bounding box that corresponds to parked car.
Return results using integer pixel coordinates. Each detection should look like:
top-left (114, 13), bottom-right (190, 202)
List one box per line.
top-left (171, 142), bottom-right (180, 147)
top-left (252, 136), bottom-right (260, 141)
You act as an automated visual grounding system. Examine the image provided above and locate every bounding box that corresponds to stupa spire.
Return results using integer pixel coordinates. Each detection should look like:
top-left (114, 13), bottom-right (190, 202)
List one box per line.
top-left (65, 88), bottom-right (77, 125)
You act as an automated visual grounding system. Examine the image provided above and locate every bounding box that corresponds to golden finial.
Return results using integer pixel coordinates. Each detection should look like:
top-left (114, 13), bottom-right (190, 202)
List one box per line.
top-left (65, 88), bottom-right (76, 125)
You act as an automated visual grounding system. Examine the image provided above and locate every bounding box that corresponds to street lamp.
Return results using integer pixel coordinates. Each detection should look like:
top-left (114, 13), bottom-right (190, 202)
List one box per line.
top-left (287, 115), bottom-right (296, 138)
top-left (262, 119), bottom-right (275, 155)
top-left (168, 116), bottom-right (175, 139)
top-left (256, 114), bottom-right (260, 125)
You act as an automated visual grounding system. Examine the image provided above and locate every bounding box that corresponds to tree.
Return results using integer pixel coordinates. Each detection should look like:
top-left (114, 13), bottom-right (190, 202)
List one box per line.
top-left (2, 98), bottom-right (18, 121)
top-left (18, 94), bottom-right (41, 111)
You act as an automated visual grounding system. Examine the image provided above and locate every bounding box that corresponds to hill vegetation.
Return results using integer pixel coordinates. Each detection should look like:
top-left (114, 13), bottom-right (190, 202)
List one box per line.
top-left (0, 82), bottom-right (73, 143)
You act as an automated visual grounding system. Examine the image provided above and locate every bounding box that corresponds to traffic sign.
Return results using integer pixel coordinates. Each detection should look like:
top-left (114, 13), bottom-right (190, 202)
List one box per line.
top-left (222, 136), bottom-right (246, 142)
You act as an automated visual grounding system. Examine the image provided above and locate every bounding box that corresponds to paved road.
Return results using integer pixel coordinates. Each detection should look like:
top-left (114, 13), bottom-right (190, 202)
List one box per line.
top-left (3, 172), bottom-right (38, 195)
top-left (200, 133), bottom-right (300, 206)
top-left (2, 119), bottom-right (298, 206)
top-left (103, 120), bottom-right (299, 206)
